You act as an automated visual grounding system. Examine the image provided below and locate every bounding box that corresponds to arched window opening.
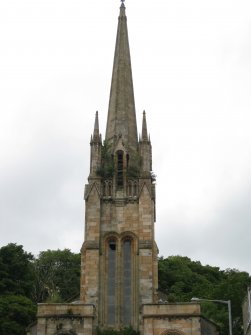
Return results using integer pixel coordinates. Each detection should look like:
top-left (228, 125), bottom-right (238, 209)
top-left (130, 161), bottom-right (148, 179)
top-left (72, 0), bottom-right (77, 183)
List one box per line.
top-left (122, 238), bottom-right (132, 324)
top-left (117, 151), bottom-right (124, 188)
top-left (107, 239), bottom-right (117, 325)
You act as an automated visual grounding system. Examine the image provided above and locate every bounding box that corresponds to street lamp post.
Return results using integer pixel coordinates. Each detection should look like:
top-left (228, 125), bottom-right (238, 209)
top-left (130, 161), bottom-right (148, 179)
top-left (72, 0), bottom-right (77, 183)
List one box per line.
top-left (191, 297), bottom-right (232, 335)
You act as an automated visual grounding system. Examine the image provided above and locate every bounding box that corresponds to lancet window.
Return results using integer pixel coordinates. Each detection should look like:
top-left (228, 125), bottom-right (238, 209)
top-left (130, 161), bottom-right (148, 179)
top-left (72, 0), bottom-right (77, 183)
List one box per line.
top-left (105, 235), bottom-right (136, 326)
top-left (122, 238), bottom-right (132, 324)
top-left (107, 239), bottom-right (117, 324)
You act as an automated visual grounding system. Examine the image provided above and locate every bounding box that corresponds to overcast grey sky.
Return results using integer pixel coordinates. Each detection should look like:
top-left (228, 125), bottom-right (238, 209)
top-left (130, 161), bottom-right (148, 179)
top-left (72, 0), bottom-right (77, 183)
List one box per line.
top-left (1, 0), bottom-right (251, 274)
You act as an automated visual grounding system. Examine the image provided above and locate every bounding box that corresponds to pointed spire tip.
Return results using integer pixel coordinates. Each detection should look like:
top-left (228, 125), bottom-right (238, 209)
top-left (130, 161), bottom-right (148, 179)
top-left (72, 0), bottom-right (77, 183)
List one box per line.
top-left (120, 0), bottom-right (126, 13)
top-left (106, 0), bottom-right (138, 150)
top-left (93, 110), bottom-right (100, 142)
top-left (94, 111), bottom-right (99, 129)
top-left (142, 110), bottom-right (148, 141)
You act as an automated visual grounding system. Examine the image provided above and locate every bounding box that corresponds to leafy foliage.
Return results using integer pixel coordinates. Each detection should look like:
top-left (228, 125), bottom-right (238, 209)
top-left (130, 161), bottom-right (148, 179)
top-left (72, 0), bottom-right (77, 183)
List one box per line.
top-left (32, 249), bottom-right (81, 303)
top-left (0, 244), bottom-right (80, 333)
top-left (0, 243), bottom-right (34, 298)
top-left (0, 295), bottom-right (36, 335)
top-left (158, 255), bottom-right (251, 335)
top-left (127, 165), bottom-right (140, 178)
top-left (0, 244), bottom-right (37, 333)
top-left (126, 152), bottom-right (141, 179)
top-left (97, 140), bottom-right (114, 178)
top-left (1, 242), bottom-right (250, 335)
top-left (97, 141), bottom-right (142, 179)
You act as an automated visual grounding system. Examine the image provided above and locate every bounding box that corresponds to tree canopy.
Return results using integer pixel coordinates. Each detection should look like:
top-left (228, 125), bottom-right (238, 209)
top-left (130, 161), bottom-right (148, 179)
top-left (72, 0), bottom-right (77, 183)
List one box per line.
top-left (0, 243), bottom-right (250, 335)
top-left (32, 249), bottom-right (80, 303)
top-left (0, 244), bottom-right (36, 335)
top-left (0, 295), bottom-right (36, 335)
top-left (158, 255), bottom-right (251, 335)
top-left (0, 243), bottom-right (34, 298)
top-left (0, 244), bottom-right (80, 334)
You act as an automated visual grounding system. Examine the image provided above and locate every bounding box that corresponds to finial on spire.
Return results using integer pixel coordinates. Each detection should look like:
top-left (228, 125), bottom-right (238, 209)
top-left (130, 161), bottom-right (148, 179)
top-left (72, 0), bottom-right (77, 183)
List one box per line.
top-left (120, 0), bottom-right (125, 8)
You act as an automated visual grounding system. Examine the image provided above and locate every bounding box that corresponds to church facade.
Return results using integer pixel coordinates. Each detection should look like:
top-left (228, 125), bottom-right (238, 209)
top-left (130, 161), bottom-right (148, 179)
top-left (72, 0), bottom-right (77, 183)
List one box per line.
top-left (31, 3), bottom-right (218, 335)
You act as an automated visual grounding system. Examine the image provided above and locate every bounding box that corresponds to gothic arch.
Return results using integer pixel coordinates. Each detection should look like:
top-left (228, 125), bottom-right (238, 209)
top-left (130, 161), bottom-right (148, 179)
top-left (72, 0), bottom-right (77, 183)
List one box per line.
top-left (121, 231), bottom-right (138, 255)
top-left (120, 231), bottom-right (137, 241)
top-left (103, 232), bottom-right (119, 242)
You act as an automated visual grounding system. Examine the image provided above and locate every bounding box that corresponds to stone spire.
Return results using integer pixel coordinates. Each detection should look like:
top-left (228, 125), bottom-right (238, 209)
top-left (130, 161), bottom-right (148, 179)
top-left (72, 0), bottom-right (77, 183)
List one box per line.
top-left (141, 110), bottom-right (149, 141)
top-left (90, 111), bottom-right (101, 177)
top-left (105, 2), bottom-right (138, 152)
top-left (92, 111), bottom-right (100, 142)
top-left (140, 110), bottom-right (152, 174)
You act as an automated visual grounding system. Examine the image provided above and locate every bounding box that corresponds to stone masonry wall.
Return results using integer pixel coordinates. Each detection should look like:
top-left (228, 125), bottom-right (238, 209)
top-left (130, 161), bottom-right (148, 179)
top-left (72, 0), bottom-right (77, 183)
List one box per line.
top-left (142, 303), bottom-right (218, 335)
top-left (36, 304), bottom-right (94, 335)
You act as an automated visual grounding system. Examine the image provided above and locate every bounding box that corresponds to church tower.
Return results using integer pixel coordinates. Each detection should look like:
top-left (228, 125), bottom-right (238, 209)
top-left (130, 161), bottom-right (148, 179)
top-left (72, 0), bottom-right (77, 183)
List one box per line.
top-left (80, 1), bottom-right (158, 330)
top-left (34, 3), bottom-right (220, 335)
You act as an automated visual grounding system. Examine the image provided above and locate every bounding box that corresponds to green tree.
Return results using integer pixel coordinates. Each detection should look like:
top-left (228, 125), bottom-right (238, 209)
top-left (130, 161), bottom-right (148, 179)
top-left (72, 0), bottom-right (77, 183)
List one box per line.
top-left (212, 269), bottom-right (251, 335)
top-left (0, 243), bottom-right (34, 298)
top-left (158, 256), bottom-right (222, 301)
top-left (158, 255), bottom-right (251, 335)
top-left (0, 295), bottom-right (36, 335)
top-left (32, 249), bottom-right (80, 303)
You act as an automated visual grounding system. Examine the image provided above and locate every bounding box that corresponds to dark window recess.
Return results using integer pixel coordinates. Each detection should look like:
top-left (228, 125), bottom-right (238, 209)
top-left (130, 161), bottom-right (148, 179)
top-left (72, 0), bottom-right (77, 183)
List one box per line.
top-left (122, 239), bottom-right (132, 324)
top-left (117, 151), bottom-right (124, 187)
top-left (107, 240), bottom-right (116, 324)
